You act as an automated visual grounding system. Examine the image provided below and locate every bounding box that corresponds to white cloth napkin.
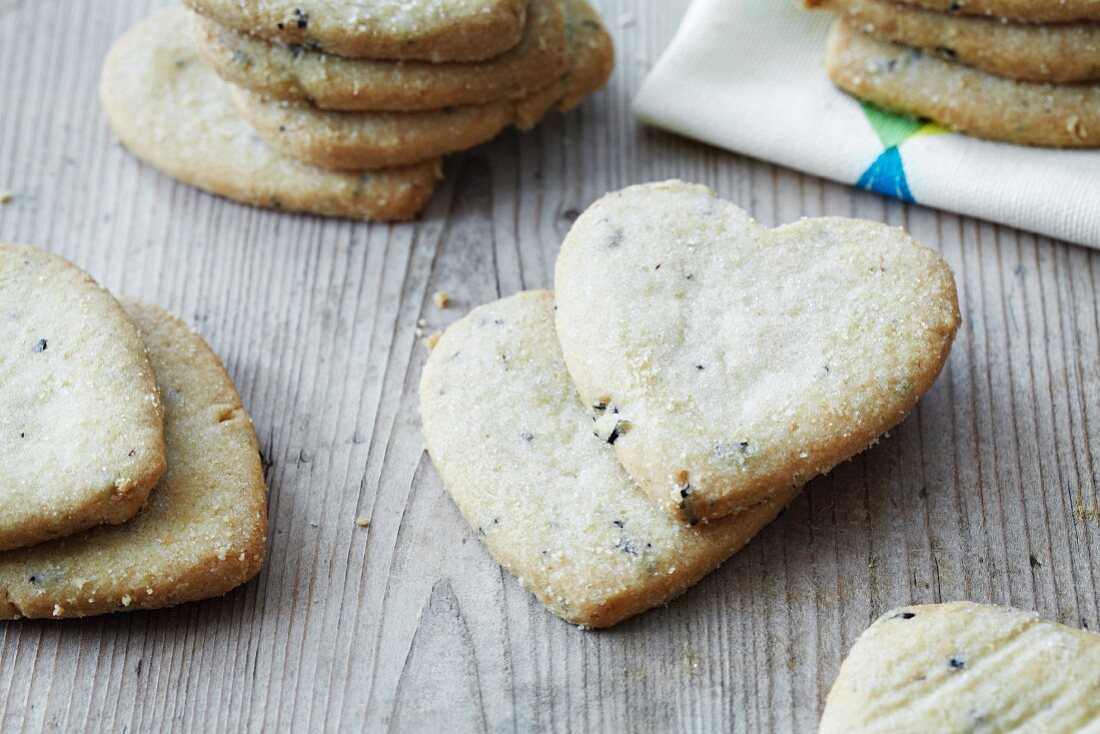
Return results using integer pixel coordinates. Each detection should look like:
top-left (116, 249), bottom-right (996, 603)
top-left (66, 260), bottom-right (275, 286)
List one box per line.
top-left (634, 0), bottom-right (1100, 250)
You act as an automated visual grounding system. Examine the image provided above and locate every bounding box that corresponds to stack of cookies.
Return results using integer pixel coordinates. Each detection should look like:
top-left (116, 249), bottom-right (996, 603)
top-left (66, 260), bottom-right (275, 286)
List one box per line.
top-left (806, 0), bottom-right (1100, 147)
top-left (0, 243), bottom-right (266, 619)
top-left (419, 181), bottom-right (962, 628)
top-left (99, 1), bottom-right (614, 222)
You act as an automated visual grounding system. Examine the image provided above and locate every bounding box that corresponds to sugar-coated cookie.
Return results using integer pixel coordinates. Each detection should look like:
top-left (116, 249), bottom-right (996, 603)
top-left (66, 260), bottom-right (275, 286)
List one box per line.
top-left (419, 291), bottom-right (799, 628)
top-left (230, 0), bottom-right (613, 171)
top-left (191, 0), bottom-right (568, 111)
top-left (809, 0), bottom-right (1100, 83)
top-left (820, 602), bottom-right (1100, 733)
top-left (513, 0), bottom-right (615, 125)
top-left (0, 299), bottom-right (267, 619)
top-left (183, 0), bottom-right (529, 62)
top-left (898, 0), bottom-right (1100, 22)
top-left (101, 9), bottom-right (442, 221)
top-left (230, 91), bottom-right (516, 171)
top-left (826, 21), bottom-right (1100, 148)
top-left (0, 244), bottom-right (165, 551)
top-left (554, 182), bottom-right (960, 524)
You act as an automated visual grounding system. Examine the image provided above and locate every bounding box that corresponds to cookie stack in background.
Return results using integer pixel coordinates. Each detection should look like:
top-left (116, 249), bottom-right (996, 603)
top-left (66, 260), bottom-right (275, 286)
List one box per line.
top-left (0, 243), bottom-right (267, 619)
top-left (805, 0), bottom-right (1100, 147)
top-left (99, 1), bottom-right (614, 222)
top-left (419, 181), bottom-right (962, 628)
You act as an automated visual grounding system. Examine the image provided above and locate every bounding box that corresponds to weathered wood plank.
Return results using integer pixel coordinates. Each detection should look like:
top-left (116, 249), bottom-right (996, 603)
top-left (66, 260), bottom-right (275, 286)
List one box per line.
top-left (0, 0), bottom-right (1097, 731)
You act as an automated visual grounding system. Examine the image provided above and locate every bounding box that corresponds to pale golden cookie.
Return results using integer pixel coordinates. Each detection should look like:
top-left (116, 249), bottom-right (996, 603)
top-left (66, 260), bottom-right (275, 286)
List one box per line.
top-left (191, 0), bottom-right (568, 111)
top-left (183, 0), bottom-right (529, 62)
top-left (826, 21), bottom-right (1100, 148)
top-left (0, 299), bottom-right (267, 619)
top-left (101, 8), bottom-right (442, 221)
top-left (419, 291), bottom-right (799, 628)
top-left (554, 182), bottom-right (960, 524)
top-left (230, 91), bottom-right (515, 170)
top-left (899, 0), bottom-right (1100, 22)
top-left (808, 0), bottom-right (1100, 83)
top-left (820, 602), bottom-right (1100, 733)
top-left (230, 0), bottom-right (613, 171)
top-left (0, 244), bottom-right (165, 551)
top-left (515, 0), bottom-right (615, 125)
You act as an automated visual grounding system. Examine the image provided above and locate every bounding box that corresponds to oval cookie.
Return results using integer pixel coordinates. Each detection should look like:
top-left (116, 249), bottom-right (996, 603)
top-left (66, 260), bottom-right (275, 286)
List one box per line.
top-left (0, 244), bottom-right (166, 551)
top-left (190, 0), bottom-right (568, 111)
top-left (0, 299), bottom-right (267, 619)
top-left (230, 91), bottom-right (516, 171)
top-left (182, 0), bottom-right (528, 62)
top-left (809, 0), bottom-right (1100, 83)
top-left (554, 181), bottom-right (960, 524)
top-left (898, 0), bottom-right (1100, 22)
top-left (821, 602), bottom-right (1100, 732)
top-left (419, 291), bottom-right (800, 628)
top-left (229, 0), bottom-right (614, 171)
top-left (826, 21), bottom-right (1100, 148)
top-left (100, 8), bottom-right (442, 221)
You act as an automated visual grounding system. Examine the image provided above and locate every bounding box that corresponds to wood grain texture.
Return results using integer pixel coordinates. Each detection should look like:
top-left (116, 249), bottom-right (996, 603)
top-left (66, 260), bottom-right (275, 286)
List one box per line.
top-left (0, 0), bottom-right (1098, 731)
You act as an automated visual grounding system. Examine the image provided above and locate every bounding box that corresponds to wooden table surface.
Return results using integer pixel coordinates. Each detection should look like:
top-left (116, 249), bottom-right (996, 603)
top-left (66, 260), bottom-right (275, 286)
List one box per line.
top-left (1, 0), bottom-right (1098, 731)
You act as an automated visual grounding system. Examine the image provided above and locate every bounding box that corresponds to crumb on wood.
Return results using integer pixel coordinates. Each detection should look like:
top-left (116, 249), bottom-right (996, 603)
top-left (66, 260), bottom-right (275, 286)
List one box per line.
top-left (423, 331), bottom-right (442, 350)
top-left (1075, 502), bottom-right (1100, 526)
top-left (0, 191), bottom-right (13, 204)
top-left (432, 290), bottom-right (450, 309)
top-left (356, 517), bottom-right (370, 528)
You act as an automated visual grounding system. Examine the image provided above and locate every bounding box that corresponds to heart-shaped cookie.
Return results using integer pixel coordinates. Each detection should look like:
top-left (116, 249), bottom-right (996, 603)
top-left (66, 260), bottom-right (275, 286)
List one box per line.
top-left (419, 291), bottom-right (799, 628)
top-left (820, 602), bottom-right (1100, 732)
top-left (555, 181), bottom-right (960, 523)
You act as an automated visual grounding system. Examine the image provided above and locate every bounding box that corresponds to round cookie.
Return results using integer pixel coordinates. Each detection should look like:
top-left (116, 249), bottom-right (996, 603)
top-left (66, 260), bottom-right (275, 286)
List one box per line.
top-left (229, 0), bottom-right (614, 171)
top-left (190, 0), bottom-right (568, 111)
top-left (230, 90), bottom-right (516, 171)
top-left (182, 0), bottom-right (528, 62)
top-left (820, 602), bottom-right (1100, 733)
top-left (101, 8), bottom-right (442, 222)
top-left (514, 0), bottom-right (615, 125)
top-left (420, 291), bottom-right (800, 628)
top-left (0, 299), bottom-right (267, 619)
top-left (554, 181), bottom-right (960, 525)
top-left (809, 0), bottom-right (1100, 83)
top-left (0, 244), bottom-right (166, 551)
top-left (898, 0), bottom-right (1100, 22)
top-left (826, 21), bottom-right (1100, 148)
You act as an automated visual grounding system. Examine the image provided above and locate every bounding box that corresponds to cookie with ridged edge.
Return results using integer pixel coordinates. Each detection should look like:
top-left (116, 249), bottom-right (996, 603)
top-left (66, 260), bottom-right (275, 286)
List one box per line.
top-left (554, 181), bottom-right (959, 524)
top-left (826, 21), bottom-right (1100, 148)
top-left (898, 0), bottom-right (1100, 22)
top-left (229, 0), bottom-right (614, 171)
top-left (807, 0), bottom-right (1100, 83)
top-left (191, 0), bottom-right (568, 111)
top-left (0, 299), bottom-right (267, 619)
top-left (419, 291), bottom-right (799, 628)
top-left (0, 243), bottom-right (166, 551)
top-left (820, 602), bottom-right (1100, 733)
top-left (182, 0), bottom-right (528, 62)
top-left (101, 8), bottom-right (441, 221)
